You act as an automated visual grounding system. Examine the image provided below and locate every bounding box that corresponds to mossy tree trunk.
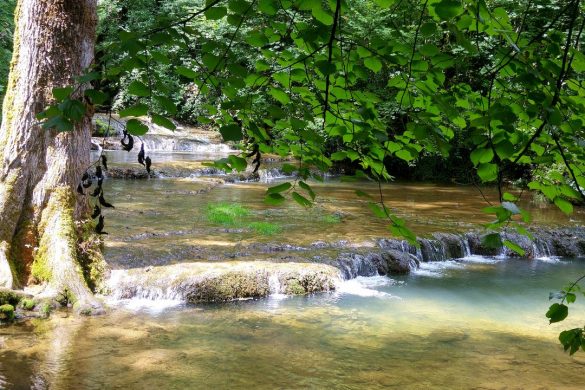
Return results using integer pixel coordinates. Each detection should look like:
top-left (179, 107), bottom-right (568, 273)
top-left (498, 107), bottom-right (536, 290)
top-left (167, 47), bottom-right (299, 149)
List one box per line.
top-left (0, 0), bottom-right (102, 313)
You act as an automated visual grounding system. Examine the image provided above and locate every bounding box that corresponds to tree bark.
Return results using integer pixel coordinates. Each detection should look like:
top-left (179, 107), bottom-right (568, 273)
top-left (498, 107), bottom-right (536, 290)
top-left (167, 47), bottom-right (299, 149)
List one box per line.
top-left (0, 0), bottom-right (102, 313)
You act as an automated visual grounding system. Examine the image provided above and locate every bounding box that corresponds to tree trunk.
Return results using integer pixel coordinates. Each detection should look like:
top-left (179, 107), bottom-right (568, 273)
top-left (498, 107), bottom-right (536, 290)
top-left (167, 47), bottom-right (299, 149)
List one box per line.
top-left (0, 0), bottom-right (103, 313)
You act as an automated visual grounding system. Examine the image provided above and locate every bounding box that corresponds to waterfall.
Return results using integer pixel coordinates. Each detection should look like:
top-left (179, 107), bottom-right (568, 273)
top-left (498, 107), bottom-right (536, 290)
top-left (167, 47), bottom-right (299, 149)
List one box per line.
top-left (268, 274), bottom-right (282, 295)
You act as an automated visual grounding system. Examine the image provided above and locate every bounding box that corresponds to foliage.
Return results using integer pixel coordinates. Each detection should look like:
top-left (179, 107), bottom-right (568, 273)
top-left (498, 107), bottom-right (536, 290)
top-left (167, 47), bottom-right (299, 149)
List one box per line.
top-left (548, 276), bottom-right (585, 355)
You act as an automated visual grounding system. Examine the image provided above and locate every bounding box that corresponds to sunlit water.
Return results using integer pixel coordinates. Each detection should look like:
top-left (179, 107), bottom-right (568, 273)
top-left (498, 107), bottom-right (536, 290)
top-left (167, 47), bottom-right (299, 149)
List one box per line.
top-left (100, 177), bottom-right (584, 269)
top-left (1, 258), bottom-right (584, 389)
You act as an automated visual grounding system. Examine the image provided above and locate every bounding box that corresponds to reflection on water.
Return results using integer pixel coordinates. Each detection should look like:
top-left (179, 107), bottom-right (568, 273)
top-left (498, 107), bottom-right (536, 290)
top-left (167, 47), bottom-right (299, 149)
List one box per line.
top-left (1, 258), bottom-right (584, 389)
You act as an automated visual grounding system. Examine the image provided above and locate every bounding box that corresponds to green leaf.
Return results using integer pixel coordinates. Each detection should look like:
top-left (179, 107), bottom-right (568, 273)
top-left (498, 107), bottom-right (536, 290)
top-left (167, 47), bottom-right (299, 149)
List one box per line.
top-left (299, 181), bottom-right (316, 200)
top-left (84, 89), bottom-right (108, 105)
top-left (154, 96), bottom-right (178, 115)
top-left (420, 22), bottom-right (437, 37)
top-left (259, 0), bottom-right (278, 15)
top-left (52, 87), bottom-right (73, 102)
top-left (312, 6), bottom-right (333, 25)
top-left (364, 57), bottom-right (383, 73)
top-left (554, 197), bottom-right (573, 215)
top-left (228, 0), bottom-right (250, 14)
top-left (495, 140), bottom-right (515, 160)
top-left (126, 119), bottom-right (149, 136)
top-left (128, 81), bottom-right (150, 97)
top-left (119, 104), bottom-right (149, 118)
top-left (269, 87), bottom-right (290, 104)
top-left (267, 182), bottom-right (292, 194)
top-left (151, 114), bottom-right (176, 130)
top-left (566, 293), bottom-right (577, 304)
top-left (546, 303), bottom-right (569, 324)
top-left (395, 149), bottom-right (414, 162)
top-left (477, 163), bottom-right (498, 182)
top-left (176, 66), bottom-right (198, 79)
top-left (228, 155), bottom-right (247, 171)
top-left (205, 7), bottom-right (227, 20)
top-left (482, 233), bottom-right (502, 249)
top-left (470, 148), bottom-right (494, 165)
top-left (59, 99), bottom-right (85, 121)
top-left (76, 71), bottom-right (101, 83)
top-left (219, 124), bottom-right (243, 142)
top-left (43, 115), bottom-right (73, 132)
top-left (292, 191), bottom-right (312, 207)
top-left (502, 192), bottom-right (517, 202)
top-left (265, 193), bottom-right (286, 206)
top-left (503, 240), bottom-right (526, 256)
top-left (368, 202), bottom-right (387, 218)
top-left (432, 0), bottom-right (463, 20)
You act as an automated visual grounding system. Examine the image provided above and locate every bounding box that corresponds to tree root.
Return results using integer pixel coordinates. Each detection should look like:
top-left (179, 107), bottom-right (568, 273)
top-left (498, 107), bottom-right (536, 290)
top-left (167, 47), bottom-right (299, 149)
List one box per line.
top-left (33, 188), bottom-right (105, 316)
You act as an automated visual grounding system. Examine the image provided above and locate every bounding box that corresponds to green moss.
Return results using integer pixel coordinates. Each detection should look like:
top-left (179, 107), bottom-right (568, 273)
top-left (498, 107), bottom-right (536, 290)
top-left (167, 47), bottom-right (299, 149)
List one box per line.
top-left (322, 214), bottom-right (342, 224)
top-left (0, 304), bottom-right (14, 321)
top-left (30, 250), bottom-right (52, 282)
top-left (32, 187), bottom-right (78, 283)
top-left (205, 202), bottom-right (250, 226)
top-left (248, 222), bottom-right (282, 236)
top-left (0, 288), bottom-right (24, 306)
top-left (19, 298), bottom-right (34, 310)
top-left (93, 118), bottom-right (112, 136)
top-left (187, 271), bottom-right (269, 302)
top-left (76, 220), bottom-right (109, 293)
top-left (284, 279), bottom-right (306, 295)
top-left (37, 301), bottom-right (52, 318)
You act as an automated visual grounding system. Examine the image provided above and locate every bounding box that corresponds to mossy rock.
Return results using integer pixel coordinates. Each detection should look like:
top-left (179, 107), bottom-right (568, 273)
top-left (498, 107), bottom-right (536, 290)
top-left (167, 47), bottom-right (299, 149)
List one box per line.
top-left (0, 288), bottom-right (31, 306)
top-left (284, 278), bottom-right (306, 295)
top-left (186, 271), bottom-right (270, 302)
top-left (18, 298), bottom-right (35, 311)
top-left (0, 304), bottom-right (15, 321)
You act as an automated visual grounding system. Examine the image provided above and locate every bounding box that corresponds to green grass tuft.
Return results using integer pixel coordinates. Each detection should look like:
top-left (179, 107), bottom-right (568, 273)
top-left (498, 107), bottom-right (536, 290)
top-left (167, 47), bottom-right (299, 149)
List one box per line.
top-left (248, 222), bottom-right (282, 236)
top-left (206, 202), bottom-right (250, 226)
top-left (322, 214), bottom-right (342, 224)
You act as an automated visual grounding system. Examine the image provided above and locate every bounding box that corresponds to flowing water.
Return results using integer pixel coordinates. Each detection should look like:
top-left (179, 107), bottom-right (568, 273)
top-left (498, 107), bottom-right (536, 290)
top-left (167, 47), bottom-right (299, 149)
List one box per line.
top-left (1, 257), bottom-right (584, 389)
top-left (100, 176), bottom-right (584, 269)
top-left (1, 148), bottom-right (584, 388)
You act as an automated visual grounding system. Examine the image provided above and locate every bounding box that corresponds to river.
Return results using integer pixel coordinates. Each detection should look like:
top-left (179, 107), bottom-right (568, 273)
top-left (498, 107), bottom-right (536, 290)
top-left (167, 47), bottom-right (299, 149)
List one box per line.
top-left (0, 145), bottom-right (584, 389)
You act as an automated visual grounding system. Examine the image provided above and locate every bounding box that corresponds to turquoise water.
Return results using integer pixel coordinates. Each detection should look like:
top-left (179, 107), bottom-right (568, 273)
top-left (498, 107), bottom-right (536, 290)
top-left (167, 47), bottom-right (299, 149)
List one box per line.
top-left (1, 257), bottom-right (584, 389)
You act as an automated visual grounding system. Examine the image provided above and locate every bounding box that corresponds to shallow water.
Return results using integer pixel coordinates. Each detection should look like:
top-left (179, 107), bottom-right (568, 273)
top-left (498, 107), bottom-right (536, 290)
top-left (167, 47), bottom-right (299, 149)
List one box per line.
top-left (1, 258), bottom-right (584, 389)
top-left (100, 177), bottom-right (584, 269)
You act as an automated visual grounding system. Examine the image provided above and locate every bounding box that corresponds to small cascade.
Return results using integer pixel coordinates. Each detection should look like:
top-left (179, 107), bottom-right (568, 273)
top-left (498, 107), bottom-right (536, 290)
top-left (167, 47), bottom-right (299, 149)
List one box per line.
top-left (378, 227), bottom-right (585, 265)
top-left (258, 168), bottom-right (290, 183)
top-left (335, 253), bottom-right (379, 279)
top-left (268, 274), bottom-right (282, 295)
top-left (462, 236), bottom-right (472, 257)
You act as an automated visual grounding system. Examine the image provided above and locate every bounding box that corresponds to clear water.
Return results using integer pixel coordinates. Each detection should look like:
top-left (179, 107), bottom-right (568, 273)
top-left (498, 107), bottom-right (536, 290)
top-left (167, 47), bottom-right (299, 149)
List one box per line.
top-left (1, 257), bottom-right (584, 389)
top-left (100, 178), bottom-right (584, 269)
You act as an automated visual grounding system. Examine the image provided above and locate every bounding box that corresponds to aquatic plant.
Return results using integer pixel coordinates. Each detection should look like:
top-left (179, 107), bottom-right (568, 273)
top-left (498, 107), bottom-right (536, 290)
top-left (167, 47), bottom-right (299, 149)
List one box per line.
top-left (248, 222), bottom-right (282, 236)
top-left (206, 202), bottom-right (251, 226)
